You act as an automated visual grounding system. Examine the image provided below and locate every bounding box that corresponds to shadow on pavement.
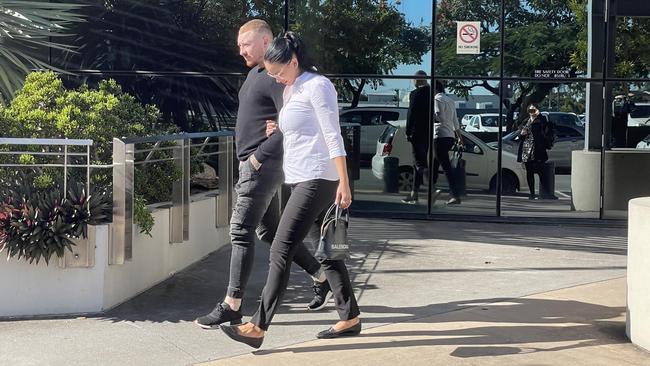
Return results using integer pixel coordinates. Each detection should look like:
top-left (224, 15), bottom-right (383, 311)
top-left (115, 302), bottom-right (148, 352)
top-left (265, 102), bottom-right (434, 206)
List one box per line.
top-left (251, 297), bottom-right (627, 358)
top-left (86, 218), bottom-right (625, 326)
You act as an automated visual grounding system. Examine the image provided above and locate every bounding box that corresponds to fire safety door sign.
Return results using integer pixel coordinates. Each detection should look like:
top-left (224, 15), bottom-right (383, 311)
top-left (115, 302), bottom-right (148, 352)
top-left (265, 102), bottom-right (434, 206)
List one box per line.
top-left (456, 21), bottom-right (481, 54)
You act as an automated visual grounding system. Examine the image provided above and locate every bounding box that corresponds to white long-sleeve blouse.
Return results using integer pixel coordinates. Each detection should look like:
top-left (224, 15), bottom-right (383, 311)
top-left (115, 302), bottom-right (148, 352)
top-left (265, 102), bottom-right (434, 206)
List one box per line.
top-left (278, 72), bottom-right (347, 184)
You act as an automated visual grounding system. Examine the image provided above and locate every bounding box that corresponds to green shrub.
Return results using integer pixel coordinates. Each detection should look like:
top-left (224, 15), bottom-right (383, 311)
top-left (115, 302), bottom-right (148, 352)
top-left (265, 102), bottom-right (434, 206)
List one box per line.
top-left (0, 71), bottom-right (185, 234)
top-left (0, 172), bottom-right (111, 264)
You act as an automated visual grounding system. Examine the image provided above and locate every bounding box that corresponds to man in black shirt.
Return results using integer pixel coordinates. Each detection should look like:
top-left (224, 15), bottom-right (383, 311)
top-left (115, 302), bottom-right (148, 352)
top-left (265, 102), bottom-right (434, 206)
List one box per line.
top-left (194, 20), bottom-right (329, 329)
top-left (403, 70), bottom-right (431, 204)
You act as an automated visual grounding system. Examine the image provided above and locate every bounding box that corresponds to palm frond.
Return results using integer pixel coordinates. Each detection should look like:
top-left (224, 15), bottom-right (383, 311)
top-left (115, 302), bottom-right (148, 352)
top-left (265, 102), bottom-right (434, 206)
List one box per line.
top-left (0, 1), bottom-right (84, 102)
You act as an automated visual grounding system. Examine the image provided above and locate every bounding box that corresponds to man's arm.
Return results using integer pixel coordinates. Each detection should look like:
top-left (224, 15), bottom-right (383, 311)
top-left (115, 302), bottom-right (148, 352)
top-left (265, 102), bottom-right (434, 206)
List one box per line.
top-left (252, 80), bottom-right (285, 166)
top-left (406, 89), bottom-right (417, 140)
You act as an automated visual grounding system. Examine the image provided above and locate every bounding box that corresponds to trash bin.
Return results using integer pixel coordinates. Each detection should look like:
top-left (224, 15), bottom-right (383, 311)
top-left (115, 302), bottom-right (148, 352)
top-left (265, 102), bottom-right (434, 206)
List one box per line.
top-left (539, 161), bottom-right (558, 199)
top-left (383, 157), bottom-right (400, 193)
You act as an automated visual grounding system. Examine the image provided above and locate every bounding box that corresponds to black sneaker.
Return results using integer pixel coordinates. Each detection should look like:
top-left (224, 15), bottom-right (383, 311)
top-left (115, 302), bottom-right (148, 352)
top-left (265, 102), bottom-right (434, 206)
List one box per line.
top-left (307, 280), bottom-right (332, 311)
top-left (194, 302), bottom-right (242, 330)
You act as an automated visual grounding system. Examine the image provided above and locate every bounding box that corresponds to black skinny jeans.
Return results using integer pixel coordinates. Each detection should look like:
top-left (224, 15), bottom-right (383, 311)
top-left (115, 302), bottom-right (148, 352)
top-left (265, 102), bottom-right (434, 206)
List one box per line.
top-left (251, 179), bottom-right (361, 330)
top-left (525, 161), bottom-right (544, 196)
top-left (432, 137), bottom-right (459, 198)
top-left (227, 159), bottom-right (321, 299)
top-left (410, 138), bottom-right (429, 193)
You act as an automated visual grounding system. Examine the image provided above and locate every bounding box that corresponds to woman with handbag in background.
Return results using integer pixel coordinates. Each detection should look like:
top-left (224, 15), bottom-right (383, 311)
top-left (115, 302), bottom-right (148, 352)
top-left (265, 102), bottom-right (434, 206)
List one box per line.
top-left (517, 103), bottom-right (549, 200)
top-left (220, 31), bottom-right (361, 349)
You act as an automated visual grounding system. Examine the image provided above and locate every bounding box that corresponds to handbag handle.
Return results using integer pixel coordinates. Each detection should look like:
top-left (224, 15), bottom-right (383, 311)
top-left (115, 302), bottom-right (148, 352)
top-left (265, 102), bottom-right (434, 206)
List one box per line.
top-left (320, 203), bottom-right (349, 235)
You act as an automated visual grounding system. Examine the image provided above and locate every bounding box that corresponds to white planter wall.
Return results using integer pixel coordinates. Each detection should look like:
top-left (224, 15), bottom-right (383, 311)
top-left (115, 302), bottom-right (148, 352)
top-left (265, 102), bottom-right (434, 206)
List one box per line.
top-left (0, 196), bottom-right (229, 318)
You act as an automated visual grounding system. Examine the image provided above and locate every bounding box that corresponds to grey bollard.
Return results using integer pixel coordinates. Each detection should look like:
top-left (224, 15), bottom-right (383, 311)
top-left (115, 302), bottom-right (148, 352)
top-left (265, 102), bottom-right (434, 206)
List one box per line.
top-left (383, 156), bottom-right (400, 193)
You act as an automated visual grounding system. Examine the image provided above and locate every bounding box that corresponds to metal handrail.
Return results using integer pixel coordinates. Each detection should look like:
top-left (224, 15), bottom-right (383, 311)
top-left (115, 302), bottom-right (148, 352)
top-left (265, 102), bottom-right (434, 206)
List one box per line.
top-left (0, 137), bottom-right (94, 197)
top-left (0, 138), bottom-right (93, 146)
top-left (111, 130), bottom-right (235, 265)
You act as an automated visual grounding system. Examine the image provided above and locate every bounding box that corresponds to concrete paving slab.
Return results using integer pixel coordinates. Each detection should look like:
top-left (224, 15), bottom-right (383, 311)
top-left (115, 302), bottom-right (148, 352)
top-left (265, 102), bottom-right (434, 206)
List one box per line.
top-left (204, 278), bottom-right (649, 366)
top-left (0, 219), bottom-right (630, 365)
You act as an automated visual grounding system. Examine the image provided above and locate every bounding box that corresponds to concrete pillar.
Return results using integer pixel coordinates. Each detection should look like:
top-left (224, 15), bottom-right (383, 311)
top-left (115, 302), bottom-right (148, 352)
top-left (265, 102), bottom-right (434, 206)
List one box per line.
top-left (627, 197), bottom-right (650, 352)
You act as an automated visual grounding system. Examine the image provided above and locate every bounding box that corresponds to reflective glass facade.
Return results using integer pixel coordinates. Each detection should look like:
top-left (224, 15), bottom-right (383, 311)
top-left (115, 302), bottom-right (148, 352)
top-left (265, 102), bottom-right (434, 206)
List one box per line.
top-left (52, 0), bottom-right (650, 221)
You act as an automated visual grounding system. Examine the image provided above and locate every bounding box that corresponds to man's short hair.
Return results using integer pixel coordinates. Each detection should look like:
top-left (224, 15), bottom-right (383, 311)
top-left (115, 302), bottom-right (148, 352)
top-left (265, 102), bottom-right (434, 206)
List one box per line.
top-left (414, 70), bottom-right (428, 86)
top-left (239, 19), bottom-right (273, 36)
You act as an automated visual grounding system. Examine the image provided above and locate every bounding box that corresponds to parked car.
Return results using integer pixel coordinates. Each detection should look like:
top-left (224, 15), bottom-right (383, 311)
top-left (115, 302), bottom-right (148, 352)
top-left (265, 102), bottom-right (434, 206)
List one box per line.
top-left (628, 102), bottom-right (650, 127)
top-left (464, 113), bottom-right (506, 133)
top-left (542, 111), bottom-right (583, 128)
top-left (371, 121), bottom-right (526, 194)
top-left (494, 124), bottom-right (584, 171)
top-left (460, 114), bottom-right (475, 129)
top-left (339, 107), bottom-right (408, 160)
top-left (637, 134), bottom-right (650, 149)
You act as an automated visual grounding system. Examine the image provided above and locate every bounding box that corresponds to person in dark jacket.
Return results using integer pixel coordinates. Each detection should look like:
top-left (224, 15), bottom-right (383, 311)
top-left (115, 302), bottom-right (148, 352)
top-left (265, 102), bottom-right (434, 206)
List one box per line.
top-left (518, 103), bottom-right (549, 200)
top-left (403, 70), bottom-right (430, 204)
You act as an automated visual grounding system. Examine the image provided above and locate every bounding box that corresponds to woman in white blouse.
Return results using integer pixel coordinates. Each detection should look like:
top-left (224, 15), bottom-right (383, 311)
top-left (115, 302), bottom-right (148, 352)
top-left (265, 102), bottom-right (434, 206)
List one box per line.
top-left (220, 32), bottom-right (361, 348)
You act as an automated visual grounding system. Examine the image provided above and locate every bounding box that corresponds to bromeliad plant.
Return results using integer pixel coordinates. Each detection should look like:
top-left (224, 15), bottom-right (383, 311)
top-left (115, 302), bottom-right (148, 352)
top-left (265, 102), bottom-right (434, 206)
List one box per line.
top-left (0, 172), bottom-right (111, 264)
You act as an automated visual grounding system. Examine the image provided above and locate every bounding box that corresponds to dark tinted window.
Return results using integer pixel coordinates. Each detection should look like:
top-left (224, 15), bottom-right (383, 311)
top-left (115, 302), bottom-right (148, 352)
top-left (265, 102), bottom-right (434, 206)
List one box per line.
top-left (462, 137), bottom-right (483, 155)
top-left (548, 113), bottom-right (579, 126)
top-left (379, 125), bottom-right (398, 143)
top-left (556, 125), bottom-right (583, 138)
top-left (482, 116), bottom-right (501, 127)
top-left (340, 112), bottom-right (363, 124)
top-left (630, 104), bottom-right (650, 118)
top-left (379, 112), bottom-right (400, 121)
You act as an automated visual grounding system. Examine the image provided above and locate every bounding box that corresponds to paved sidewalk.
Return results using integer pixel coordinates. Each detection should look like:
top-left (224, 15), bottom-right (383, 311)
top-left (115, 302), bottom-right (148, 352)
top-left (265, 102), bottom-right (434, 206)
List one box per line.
top-left (0, 218), bottom-right (640, 365)
top-left (207, 277), bottom-right (648, 366)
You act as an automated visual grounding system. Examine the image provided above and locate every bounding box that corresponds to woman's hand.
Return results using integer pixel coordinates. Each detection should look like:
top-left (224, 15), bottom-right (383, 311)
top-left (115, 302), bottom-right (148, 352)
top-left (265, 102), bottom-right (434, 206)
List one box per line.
top-left (266, 120), bottom-right (278, 137)
top-left (335, 180), bottom-right (352, 209)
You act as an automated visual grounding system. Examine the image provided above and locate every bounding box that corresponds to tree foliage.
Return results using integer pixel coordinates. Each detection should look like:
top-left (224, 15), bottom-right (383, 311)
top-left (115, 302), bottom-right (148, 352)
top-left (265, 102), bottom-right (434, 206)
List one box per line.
top-left (437, 0), bottom-right (585, 130)
top-left (291, 0), bottom-right (431, 107)
top-left (1, 71), bottom-right (179, 235)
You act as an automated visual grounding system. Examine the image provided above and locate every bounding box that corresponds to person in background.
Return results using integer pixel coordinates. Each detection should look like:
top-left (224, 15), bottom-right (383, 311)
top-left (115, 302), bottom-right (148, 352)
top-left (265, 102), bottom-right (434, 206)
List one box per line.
top-left (517, 103), bottom-right (549, 200)
top-left (403, 70), bottom-right (431, 204)
top-left (220, 31), bottom-right (361, 349)
top-left (432, 81), bottom-right (463, 205)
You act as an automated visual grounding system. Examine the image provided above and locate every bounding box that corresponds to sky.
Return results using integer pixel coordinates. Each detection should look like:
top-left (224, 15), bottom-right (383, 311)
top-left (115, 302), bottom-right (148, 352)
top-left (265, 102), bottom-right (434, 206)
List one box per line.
top-left (370, 1), bottom-right (492, 98)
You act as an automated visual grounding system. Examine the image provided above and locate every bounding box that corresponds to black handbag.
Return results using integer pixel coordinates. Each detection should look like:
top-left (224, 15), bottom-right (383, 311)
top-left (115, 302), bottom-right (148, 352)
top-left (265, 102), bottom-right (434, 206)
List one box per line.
top-left (315, 204), bottom-right (350, 261)
top-left (450, 143), bottom-right (466, 197)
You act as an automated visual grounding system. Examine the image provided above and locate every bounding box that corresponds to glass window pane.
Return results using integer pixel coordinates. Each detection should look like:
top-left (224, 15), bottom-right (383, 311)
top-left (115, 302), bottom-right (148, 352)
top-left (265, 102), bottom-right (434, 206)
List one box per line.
top-left (292, 1), bottom-right (431, 75)
top-left (501, 81), bottom-right (599, 219)
top-left (504, 1), bottom-right (587, 78)
top-left (53, 0), bottom-right (282, 73)
top-left (435, 0), bottom-right (501, 78)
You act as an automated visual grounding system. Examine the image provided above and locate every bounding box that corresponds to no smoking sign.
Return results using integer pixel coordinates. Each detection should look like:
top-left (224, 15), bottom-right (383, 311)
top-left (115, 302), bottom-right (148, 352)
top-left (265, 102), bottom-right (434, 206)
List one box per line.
top-left (456, 21), bottom-right (481, 54)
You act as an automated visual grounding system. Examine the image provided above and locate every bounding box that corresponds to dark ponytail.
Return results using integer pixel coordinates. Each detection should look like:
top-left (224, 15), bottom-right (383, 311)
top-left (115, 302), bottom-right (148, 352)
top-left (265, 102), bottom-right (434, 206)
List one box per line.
top-left (264, 31), bottom-right (318, 73)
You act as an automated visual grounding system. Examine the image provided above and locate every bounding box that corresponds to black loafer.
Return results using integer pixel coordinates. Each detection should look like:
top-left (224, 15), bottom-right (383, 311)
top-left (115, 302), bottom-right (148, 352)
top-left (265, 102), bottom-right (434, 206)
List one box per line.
top-left (221, 324), bottom-right (264, 349)
top-left (316, 322), bottom-right (362, 339)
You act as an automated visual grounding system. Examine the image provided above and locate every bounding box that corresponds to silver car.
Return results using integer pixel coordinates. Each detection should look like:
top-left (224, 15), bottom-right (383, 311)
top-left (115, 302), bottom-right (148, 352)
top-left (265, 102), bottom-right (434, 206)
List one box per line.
top-left (496, 124), bottom-right (585, 171)
top-left (339, 107), bottom-right (408, 160)
top-left (371, 121), bottom-right (527, 194)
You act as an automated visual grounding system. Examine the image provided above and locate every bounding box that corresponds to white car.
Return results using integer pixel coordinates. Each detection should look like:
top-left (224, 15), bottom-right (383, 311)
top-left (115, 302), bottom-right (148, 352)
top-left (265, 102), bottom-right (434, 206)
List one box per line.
top-left (339, 107), bottom-right (408, 160)
top-left (628, 103), bottom-right (650, 127)
top-left (371, 121), bottom-right (527, 194)
top-left (464, 113), bottom-right (506, 133)
top-left (460, 114), bottom-right (475, 128)
top-left (637, 134), bottom-right (650, 149)
top-left (543, 112), bottom-right (583, 128)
